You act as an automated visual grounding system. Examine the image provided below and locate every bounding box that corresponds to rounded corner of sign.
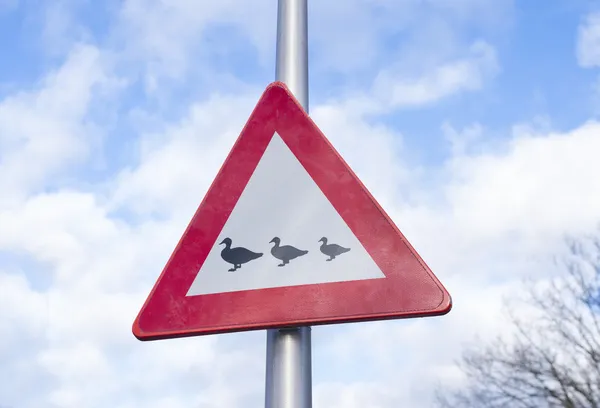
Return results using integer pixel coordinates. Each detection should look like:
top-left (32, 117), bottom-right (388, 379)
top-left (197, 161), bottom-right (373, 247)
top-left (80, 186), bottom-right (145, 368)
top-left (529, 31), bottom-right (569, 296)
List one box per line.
top-left (434, 291), bottom-right (453, 316)
top-left (264, 81), bottom-right (292, 99)
top-left (266, 81), bottom-right (287, 91)
top-left (131, 319), bottom-right (147, 341)
top-left (131, 315), bottom-right (159, 341)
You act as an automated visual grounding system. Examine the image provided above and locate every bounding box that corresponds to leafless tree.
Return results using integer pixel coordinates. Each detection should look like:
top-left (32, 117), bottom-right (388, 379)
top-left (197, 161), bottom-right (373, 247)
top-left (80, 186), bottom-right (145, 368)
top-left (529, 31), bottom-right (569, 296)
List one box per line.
top-left (436, 235), bottom-right (600, 408)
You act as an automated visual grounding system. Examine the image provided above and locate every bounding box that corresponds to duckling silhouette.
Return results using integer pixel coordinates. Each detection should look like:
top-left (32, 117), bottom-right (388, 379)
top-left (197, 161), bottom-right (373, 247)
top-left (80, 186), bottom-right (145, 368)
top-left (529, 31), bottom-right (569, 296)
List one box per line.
top-left (318, 237), bottom-right (350, 261)
top-left (269, 237), bottom-right (308, 267)
top-left (219, 238), bottom-right (263, 272)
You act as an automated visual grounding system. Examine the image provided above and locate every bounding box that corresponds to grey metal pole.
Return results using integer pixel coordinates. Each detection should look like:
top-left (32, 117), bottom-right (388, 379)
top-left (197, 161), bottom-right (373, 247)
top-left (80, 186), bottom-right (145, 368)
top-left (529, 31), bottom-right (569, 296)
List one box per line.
top-left (275, 0), bottom-right (309, 110)
top-left (265, 1), bottom-right (312, 408)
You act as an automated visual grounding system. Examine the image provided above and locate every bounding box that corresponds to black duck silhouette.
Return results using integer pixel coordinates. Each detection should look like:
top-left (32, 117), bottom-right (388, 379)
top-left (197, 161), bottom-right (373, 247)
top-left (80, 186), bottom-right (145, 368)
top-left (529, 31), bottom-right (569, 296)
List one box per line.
top-left (318, 237), bottom-right (351, 261)
top-left (269, 237), bottom-right (308, 267)
top-left (219, 238), bottom-right (263, 272)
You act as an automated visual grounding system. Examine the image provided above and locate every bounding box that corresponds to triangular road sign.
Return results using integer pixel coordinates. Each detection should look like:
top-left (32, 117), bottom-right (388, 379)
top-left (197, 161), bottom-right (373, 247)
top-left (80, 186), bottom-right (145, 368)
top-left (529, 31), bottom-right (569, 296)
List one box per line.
top-left (133, 82), bottom-right (451, 340)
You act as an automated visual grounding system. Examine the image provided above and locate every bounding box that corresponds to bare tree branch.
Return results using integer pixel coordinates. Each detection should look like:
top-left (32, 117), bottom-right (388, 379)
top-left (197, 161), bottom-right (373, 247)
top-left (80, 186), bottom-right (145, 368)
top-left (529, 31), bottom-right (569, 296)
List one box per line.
top-left (436, 233), bottom-right (600, 408)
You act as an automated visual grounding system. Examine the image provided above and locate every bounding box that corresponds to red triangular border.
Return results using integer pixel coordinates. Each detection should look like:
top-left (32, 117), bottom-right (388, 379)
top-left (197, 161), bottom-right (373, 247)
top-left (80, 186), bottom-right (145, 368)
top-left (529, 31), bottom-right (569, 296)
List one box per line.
top-left (133, 82), bottom-right (451, 340)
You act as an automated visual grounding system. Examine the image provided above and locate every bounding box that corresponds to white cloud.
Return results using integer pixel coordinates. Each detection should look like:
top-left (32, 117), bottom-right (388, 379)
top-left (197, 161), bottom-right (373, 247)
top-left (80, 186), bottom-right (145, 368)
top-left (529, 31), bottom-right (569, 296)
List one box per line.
top-left (108, 0), bottom-right (511, 97)
top-left (577, 11), bottom-right (600, 68)
top-left (310, 103), bottom-right (408, 209)
top-left (112, 0), bottom-right (275, 85)
top-left (310, 0), bottom-right (511, 75)
top-left (391, 120), bottom-right (600, 292)
top-left (592, 74), bottom-right (600, 114)
top-left (40, 1), bottom-right (92, 56)
top-left (333, 40), bottom-right (499, 117)
top-left (109, 91), bottom-right (260, 217)
top-left (382, 41), bottom-right (497, 109)
top-left (315, 381), bottom-right (404, 408)
top-left (442, 121), bottom-right (484, 156)
top-left (0, 188), bottom-right (266, 407)
top-left (446, 120), bottom-right (600, 244)
top-left (0, 272), bottom-right (48, 351)
top-left (0, 44), bottom-right (119, 203)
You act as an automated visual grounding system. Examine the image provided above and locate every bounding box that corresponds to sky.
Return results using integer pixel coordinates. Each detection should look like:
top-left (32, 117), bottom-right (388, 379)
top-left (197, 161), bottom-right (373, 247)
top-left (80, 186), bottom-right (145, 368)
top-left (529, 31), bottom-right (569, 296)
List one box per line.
top-left (1, 0), bottom-right (600, 407)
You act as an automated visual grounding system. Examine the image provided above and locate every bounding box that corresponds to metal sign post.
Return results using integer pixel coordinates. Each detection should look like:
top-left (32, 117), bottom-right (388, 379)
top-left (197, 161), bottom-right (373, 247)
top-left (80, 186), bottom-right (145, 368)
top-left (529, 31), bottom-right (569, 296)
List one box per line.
top-left (264, 1), bottom-right (312, 408)
top-left (132, 1), bottom-right (451, 406)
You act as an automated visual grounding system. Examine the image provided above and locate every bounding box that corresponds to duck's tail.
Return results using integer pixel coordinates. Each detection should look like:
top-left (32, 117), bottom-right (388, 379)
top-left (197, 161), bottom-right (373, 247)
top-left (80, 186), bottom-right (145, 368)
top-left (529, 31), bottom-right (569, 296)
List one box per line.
top-left (341, 247), bottom-right (351, 253)
top-left (252, 252), bottom-right (263, 259)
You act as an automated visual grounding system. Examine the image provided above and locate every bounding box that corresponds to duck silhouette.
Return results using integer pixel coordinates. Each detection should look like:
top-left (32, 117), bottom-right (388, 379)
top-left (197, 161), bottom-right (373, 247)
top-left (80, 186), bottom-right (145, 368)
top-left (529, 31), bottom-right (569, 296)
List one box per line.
top-left (318, 237), bottom-right (351, 261)
top-left (269, 237), bottom-right (308, 267)
top-left (219, 238), bottom-right (263, 272)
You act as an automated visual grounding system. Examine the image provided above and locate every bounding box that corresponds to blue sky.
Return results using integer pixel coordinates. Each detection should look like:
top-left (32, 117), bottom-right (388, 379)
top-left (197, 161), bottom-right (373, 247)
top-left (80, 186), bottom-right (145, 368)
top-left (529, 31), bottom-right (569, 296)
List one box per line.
top-left (2, 0), bottom-right (600, 407)
top-left (1, 0), bottom-right (596, 172)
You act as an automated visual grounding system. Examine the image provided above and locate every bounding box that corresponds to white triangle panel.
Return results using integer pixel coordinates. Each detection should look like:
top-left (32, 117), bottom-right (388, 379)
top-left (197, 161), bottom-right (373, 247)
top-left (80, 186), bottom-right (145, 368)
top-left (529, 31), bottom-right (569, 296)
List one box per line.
top-left (186, 132), bottom-right (385, 296)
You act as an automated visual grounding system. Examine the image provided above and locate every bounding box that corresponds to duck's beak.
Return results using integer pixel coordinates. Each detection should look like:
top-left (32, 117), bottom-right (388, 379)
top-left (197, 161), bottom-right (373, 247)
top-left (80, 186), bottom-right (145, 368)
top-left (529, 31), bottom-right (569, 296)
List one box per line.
top-left (269, 238), bottom-right (275, 244)
top-left (219, 239), bottom-right (226, 245)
